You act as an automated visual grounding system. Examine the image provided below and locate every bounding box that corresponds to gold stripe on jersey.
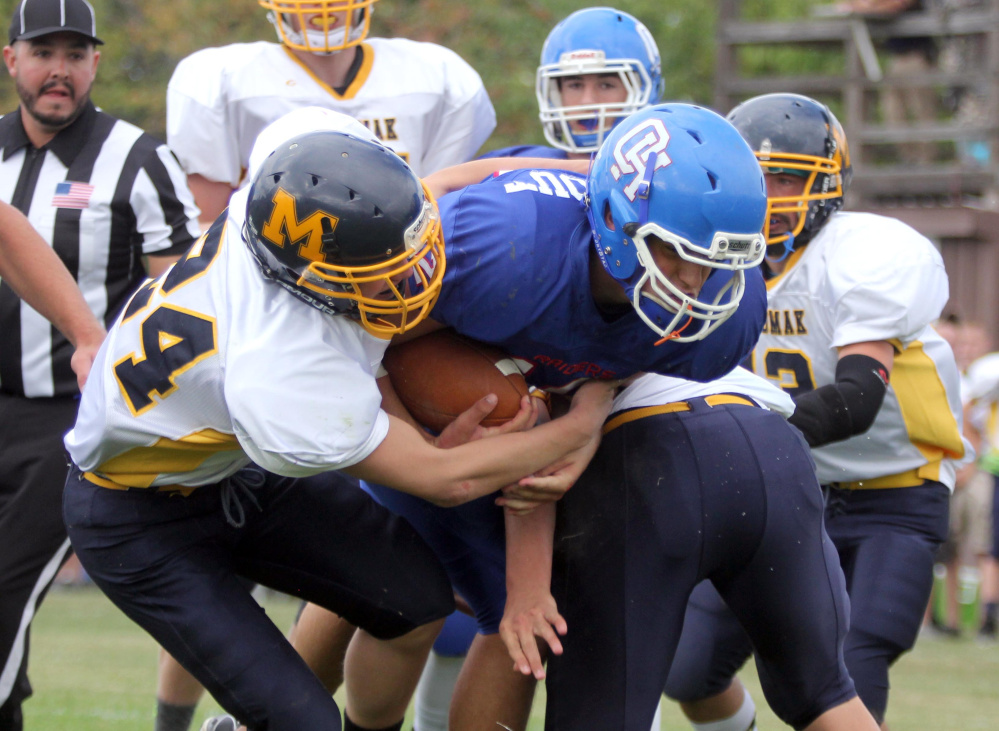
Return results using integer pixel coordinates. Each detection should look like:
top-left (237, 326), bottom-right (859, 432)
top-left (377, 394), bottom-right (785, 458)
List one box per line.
top-left (891, 340), bottom-right (966, 480)
top-left (94, 429), bottom-right (242, 489)
top-left (284, 42), bottom-right (375, 101)
top-left (763, 246), bottom-right (807, 291)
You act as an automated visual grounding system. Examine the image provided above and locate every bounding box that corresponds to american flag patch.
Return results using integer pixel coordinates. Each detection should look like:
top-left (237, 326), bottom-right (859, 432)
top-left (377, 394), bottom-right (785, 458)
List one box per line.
top-left (52, 181), bottom-right (95, 209)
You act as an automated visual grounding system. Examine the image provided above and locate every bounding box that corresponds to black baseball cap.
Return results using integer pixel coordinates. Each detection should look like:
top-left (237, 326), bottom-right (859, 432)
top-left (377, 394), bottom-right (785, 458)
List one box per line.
top-left (8, 0), bottom-right (103, 45)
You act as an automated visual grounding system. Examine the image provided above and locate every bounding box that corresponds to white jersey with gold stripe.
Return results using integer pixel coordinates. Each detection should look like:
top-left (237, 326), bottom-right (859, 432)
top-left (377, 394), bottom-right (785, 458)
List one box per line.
top-left (748, 211), bottom-right (969, 488)
top-left (64, 187), bottom-right (390, 489)
top-left (167, 39), bottom-right (496, 185)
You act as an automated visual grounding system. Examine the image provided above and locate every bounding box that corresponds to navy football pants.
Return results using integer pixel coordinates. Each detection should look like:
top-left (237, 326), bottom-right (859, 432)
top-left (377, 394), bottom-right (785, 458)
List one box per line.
top-left (664, 481), bottom-right (949, 725)
top-left (545, 400), bottom-right (856, 731)
top-left (363, 481), bottom-right (507, 633)
top-left (64, 466), bottom-right (454, 731)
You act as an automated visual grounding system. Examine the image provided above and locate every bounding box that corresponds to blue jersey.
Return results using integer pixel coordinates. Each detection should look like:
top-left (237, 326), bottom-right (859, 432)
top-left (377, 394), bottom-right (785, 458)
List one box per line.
top-left (478, 144), bottom-right (569, 160)
top-left (432, 169), bottom-right (766, 390)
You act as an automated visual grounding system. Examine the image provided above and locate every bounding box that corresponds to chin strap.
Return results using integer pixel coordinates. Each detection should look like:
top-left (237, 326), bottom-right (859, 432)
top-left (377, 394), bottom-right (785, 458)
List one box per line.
top-left (653, 313), bottom-right (693, 346)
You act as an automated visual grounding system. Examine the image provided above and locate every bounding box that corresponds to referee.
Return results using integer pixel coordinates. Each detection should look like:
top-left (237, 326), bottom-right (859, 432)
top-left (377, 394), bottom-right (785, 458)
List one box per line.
top-left (0, 1), bottom-right (200, 728)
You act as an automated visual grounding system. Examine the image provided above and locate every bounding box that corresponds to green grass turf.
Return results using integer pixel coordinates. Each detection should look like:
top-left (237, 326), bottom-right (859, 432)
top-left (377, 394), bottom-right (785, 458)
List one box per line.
top-left (22, 585), bottom-right (999, 730)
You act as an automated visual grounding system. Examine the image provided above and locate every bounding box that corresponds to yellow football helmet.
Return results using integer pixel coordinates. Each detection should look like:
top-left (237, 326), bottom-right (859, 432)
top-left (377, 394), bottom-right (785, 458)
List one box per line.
top-left (259, 0), bottom-right (378, 54)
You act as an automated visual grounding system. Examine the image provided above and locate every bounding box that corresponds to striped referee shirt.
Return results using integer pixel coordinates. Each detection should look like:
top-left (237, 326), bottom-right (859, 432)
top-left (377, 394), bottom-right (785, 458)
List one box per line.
top-left (0, 101), bottom-right (200, 398)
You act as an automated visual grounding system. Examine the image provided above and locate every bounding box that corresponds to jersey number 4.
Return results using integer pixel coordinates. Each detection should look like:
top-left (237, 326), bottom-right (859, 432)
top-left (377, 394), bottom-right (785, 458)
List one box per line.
top-left (113, 218), bottom-right (225, 416)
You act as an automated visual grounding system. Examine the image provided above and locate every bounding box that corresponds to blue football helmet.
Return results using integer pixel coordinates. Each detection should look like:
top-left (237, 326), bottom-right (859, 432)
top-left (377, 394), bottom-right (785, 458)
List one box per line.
top-left (587, 103), bottom-right (767, 343)
top-left (536, 7), bottom-right (664, 154)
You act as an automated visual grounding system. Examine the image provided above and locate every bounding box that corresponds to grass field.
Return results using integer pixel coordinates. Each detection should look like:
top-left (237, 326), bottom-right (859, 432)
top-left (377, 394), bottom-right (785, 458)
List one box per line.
top-left (22, 585), bottom-right (999, 730)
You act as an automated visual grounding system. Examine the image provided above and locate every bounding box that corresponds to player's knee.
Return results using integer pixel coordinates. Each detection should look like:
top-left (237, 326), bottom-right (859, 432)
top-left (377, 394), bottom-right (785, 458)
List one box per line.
top-left (357, 579), bottom-right (454, 641)
top-left (663, 660), bottom-right (730, 703)
top-left (378, 617), bottom-right (446, 655)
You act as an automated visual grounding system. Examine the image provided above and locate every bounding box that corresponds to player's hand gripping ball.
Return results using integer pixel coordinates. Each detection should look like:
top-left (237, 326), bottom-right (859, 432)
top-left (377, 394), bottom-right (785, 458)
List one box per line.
top-left (383, 329), bottom-right (530, 432)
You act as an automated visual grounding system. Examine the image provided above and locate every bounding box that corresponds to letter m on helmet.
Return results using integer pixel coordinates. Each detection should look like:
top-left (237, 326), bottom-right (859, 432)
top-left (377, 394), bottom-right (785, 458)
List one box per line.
top-left (261, 188), bottom-right (340, 265)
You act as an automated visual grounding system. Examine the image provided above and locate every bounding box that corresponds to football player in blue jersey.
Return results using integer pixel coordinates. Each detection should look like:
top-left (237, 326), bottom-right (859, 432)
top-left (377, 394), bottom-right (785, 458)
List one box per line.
top-left (482, 6), bottom-right (663, 162)
top-left (294, 102), bottom-right (768, 731)
top-left (408, 11), bottom-right (666, 728)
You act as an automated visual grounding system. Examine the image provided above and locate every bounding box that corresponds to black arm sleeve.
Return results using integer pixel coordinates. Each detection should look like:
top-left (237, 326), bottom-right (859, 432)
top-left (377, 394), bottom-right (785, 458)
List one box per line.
top-left (787, 353), bottom-right (891, 448)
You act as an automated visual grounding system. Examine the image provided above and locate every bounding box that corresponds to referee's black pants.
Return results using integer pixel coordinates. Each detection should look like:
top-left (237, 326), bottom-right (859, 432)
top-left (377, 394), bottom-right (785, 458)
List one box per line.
top-left (0, 393), bottom-right (79, 731)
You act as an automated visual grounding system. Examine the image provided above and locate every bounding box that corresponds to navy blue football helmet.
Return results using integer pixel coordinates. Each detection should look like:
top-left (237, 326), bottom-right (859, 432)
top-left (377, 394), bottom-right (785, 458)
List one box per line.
top-left (586, 103), bottom-right (767, 342)
top-left (536, 7), bottom-right (664, 154)
top-left (726, 93), bottom-right (853, 256)
top-left (244, 131), bottom-right (445, 337)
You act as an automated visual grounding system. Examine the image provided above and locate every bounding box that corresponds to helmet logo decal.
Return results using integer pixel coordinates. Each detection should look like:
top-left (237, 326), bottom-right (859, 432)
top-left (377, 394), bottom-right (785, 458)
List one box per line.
top-left (559, 49), bottom-right (605, 64)
top-left (609, 119), bottom-right (672, 201)
top-left (261, 188), bottom-right (339, 264)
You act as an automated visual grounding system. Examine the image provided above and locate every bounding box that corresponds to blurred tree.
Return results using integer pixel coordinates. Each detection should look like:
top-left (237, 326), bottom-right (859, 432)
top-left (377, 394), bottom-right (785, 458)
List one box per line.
top-left (0, 0), bottom-right (824, 151)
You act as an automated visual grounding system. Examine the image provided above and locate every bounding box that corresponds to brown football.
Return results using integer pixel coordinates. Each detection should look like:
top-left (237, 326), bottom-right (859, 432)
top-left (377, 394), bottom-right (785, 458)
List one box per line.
top-left (382, 329), bottom-right (529, 432)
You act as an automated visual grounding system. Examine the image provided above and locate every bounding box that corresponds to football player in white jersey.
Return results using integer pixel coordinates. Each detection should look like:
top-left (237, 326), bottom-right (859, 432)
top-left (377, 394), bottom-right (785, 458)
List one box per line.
top-left (166, 0), bottom-right (496, 226)
top-left (63, 130), bottom-right (617, 731)
top-left (166, 106), bottom-right (592, 731)
top-left (663, 93), bottom-right (971, 731)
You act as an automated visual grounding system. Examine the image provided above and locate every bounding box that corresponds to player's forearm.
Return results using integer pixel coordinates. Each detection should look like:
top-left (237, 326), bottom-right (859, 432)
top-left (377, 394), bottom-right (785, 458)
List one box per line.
top-left (505, 503), bottom-right (556, 596)
top-left (422, 157), bottom-right (588, 199)
top-left (0, 202), bottom-right (105, 349)
top-left (186, 173), bottom-right (235, 228)
top-left (377, 374), bottom-right (433, 441)
top-left (351, 384), bottom-right (613, 506)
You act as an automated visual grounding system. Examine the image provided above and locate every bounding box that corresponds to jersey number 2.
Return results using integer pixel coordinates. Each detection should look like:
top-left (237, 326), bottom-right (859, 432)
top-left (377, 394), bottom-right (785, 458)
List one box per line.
top-left (755, 349), bottom-right (817, 397)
